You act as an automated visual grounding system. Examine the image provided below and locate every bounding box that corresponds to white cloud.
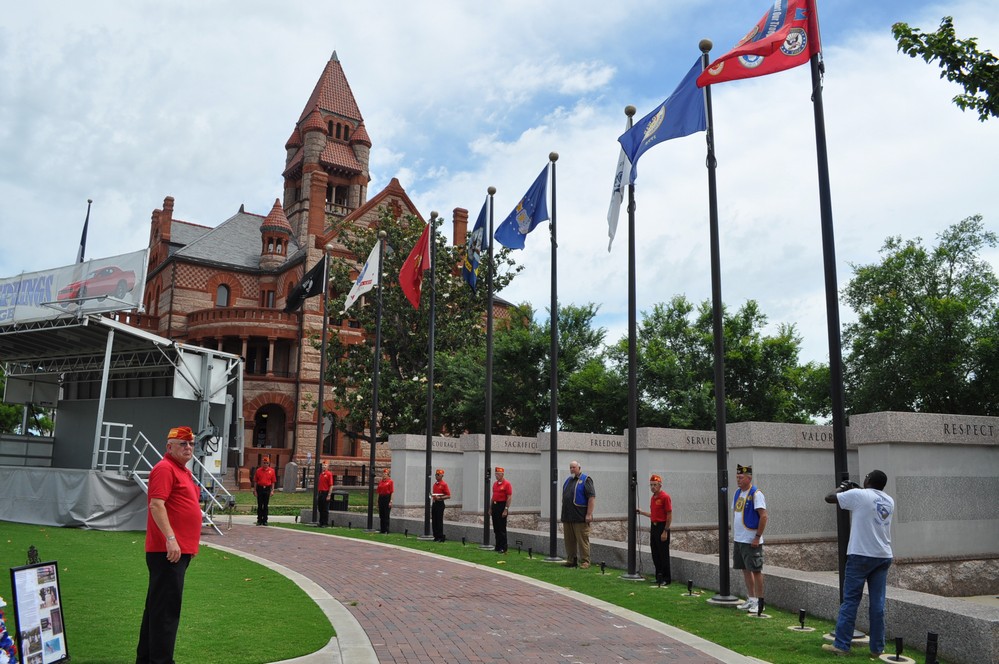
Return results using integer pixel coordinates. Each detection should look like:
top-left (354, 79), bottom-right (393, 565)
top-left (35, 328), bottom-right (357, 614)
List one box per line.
top-left (1, 0), bottom-right (997, 368)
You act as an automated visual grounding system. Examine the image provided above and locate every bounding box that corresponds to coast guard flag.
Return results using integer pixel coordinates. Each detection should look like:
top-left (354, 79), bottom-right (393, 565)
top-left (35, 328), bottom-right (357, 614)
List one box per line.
top-left (618, 60), bottom-right (706, 183)
top-left (283, 253), bottom-right (328, 312)
top-left (341, 241), bottom-right (381, 314)
top-left (462, 196), bottom-right (489, 293)
top-left (399, 221), bottom-right (432, 309)
top-left (606, 119), bottom-right (632, 252)
top-left (494, 165), bottom-right (550, 250)
top-left (696, 0), bottom-right (820, 87)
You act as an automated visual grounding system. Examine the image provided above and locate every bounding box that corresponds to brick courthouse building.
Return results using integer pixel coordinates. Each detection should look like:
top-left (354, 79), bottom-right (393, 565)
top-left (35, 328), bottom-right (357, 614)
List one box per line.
top-left (130, 53), bottom-right (472, 487)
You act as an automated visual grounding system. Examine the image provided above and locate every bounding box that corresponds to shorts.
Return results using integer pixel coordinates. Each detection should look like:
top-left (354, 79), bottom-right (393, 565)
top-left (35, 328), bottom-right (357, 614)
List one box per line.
top-left (733, 541), bottom-right (764, 571)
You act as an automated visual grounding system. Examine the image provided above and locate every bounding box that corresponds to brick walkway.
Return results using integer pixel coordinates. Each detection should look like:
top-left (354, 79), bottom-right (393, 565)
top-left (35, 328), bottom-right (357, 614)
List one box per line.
top-left (207, 524), bottom-right (761, 664)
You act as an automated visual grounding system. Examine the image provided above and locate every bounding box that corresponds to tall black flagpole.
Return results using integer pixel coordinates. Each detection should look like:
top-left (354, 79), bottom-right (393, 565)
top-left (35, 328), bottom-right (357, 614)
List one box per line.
top-left (806, 5), bottom-right (851, 599)
top-left (699, 39), bottom-right (739, 603)
top-left (311, 250), bottom-right (331, 524)
top-left (481, 190), bottom-right (496, 548)
top-left (77, 199), bottom-right (92, 264)
top-left (546, 153), bottom-right (561, 561)
top-left (421, 214), bottom-right (439, 539)
top-left (623, 106), bottom-right (642, 581)
top-left (366, 230), bottom-right (387, 531)
top-left (425, 213), bottom-right (439, 536)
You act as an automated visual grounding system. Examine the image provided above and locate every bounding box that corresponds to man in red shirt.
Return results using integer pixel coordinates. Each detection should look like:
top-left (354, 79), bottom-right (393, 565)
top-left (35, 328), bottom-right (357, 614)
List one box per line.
top-left (136, 425), bottom-right (203, 664)
top-left (431, 468), bottom-right (451, 542)
top-left (317, 462), bottom-right (333, 527)
top-left (376, 468), bottom-right (394, 534)
top-left (636, 474), bottom-right (673, 585)
top-left (491, 466), bottom-right (513, 553)
top-left (253, 456), bottom-right (277, 526)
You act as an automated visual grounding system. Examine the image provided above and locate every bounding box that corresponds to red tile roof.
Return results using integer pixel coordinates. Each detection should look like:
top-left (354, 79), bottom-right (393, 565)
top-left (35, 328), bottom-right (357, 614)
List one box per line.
top-left (297, 52), bottom-right (363, 123)
top-left (350, 122), bottom-right (371, 148)
top-left (260, 199), bottom-right (292, 234)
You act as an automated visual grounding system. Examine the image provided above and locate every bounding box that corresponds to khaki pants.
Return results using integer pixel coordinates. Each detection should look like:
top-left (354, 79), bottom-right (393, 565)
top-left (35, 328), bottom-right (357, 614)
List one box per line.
top-left (563, 521), bottom-right (590, 565)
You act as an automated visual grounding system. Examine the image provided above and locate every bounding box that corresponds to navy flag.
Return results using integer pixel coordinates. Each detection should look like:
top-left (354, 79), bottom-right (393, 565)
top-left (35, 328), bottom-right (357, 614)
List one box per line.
top-left (618, 59), bottom-right (706, 183)
top-left (462, 196), bottom-right (489, 293)
top-left (494, 165), bottom-right (550, 250)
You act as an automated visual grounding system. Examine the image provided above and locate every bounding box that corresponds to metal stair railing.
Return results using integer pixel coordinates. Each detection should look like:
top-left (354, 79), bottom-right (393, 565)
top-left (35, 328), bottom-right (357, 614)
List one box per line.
top-left (129, 431), bottom-right (236, 536)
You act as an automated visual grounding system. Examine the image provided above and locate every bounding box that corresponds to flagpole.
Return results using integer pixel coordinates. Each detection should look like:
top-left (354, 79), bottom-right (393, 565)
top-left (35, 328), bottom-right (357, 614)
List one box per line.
top-left (481, 189), bottom-right (496, 549)
top-left (366, 230), bottom-right (387, 531)
top-left (700, 39), bottom-right (740, 603)
top-left (424, 213), bottom-right (439, 537)
top-left (419, 215), bottom-right (439, 539)
top-left (622, 106), bottom-right (642, 581)
top-left (311, 250), bottom-right (331, 524)
top-left (77, 199), bottom-right (92, 264)
top-left (806, 11), bottom-right (851, 600)
top-left (546, 152), bottom-right (561, 562)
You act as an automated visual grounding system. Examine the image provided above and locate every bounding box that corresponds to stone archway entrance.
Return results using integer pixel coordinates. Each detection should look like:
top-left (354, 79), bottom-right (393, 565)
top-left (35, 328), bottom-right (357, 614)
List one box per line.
top-left (253, 403), bottom-right (286, 449)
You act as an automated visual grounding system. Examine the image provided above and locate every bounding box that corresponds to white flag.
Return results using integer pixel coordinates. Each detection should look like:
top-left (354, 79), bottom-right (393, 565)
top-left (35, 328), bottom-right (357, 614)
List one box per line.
top-left (607, 120), bottom-right (632, 252)
top-left (341, 240), bottom-right (381, 314)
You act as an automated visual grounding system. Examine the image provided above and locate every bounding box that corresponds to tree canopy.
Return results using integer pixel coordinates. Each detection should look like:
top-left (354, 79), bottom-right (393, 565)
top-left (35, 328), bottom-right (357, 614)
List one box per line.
top-left (323, 207), bottom-right (521, 437)
top-left (843, 215), bottom-right (999, 415)
top-left (892, 16), bottom-right (999, 121)
top-left (605, 296), bottom-right (827, 430)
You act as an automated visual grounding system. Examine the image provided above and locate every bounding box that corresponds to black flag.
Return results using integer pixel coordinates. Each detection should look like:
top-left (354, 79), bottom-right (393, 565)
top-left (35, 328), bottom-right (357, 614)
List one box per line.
top-left (77, 199), bottom-right (92, 263)
top-left (284, 254), bottom-right (328, 312)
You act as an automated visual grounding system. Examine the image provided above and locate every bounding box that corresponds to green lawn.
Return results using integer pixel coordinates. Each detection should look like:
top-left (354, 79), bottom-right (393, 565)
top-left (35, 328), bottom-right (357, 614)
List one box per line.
top-left (0, 522), bottom-right (330, 664)
top-left (1, 520), bottom-right (947, 664)
top-left (278, 521), bottom-right (949, 664)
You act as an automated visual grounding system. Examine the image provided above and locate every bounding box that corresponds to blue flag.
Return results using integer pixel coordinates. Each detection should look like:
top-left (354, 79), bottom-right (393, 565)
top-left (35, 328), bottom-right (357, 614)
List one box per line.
top-left (462, 196), bottom-right (489, 293)
top-left (618, 59), bottom-right (706, 183)
top-left (494, 164), bottom-right (550, 250)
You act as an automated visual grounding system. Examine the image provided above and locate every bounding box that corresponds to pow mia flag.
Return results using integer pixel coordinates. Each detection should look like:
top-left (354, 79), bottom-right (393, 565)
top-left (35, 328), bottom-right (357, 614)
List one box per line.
top-left (283, 254), bottom-right (328, 312)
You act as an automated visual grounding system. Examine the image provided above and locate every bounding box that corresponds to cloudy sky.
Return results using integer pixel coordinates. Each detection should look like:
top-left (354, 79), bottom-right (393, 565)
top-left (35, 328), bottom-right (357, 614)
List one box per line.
top-left (2, 0), bottom-right (997, 363)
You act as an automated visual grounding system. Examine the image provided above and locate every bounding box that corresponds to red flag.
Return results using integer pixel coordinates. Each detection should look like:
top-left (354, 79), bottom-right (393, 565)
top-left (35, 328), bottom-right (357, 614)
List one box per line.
top-left (399, 222), bottom-right (431, 308)
top-left (696, 0), bottom-right (820, 88)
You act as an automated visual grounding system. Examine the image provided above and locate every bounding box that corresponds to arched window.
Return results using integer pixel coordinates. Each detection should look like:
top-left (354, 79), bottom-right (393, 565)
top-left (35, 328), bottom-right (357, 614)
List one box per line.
top-left (343, 125), bottom-right (350, 140)
top-left (328, 120), bottom-right (334, 135)
top-left (215, 284), bottom-right (230, 307)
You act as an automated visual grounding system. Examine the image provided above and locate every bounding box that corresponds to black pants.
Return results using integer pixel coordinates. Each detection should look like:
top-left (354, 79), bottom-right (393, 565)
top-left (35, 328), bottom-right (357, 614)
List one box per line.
top-left (256, 485), bottom-right (272, 525)
top-left (432, 500), bottom-right (445, 540)
top-left (491, 501), bottom-right (508, 551)
top-left (650, 522), bottom-right (671, 584)
top-left (136, 552), bottom-right (191, 664)
top-left (317, 491), bottom-right (330, 526)
top-left (378, 494), bottom-right (391, 533)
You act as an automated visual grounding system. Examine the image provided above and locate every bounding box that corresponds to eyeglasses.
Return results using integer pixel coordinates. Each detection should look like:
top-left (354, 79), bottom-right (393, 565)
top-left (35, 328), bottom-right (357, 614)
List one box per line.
top-left (172, 441), bottom-right (195, 447)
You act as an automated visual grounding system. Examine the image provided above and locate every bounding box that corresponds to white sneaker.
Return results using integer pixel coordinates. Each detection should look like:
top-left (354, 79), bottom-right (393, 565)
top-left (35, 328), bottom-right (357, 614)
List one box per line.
top-left (744, 599), bottom-right (759, 612)
top-left (736, 599), bottom-right (754, 610)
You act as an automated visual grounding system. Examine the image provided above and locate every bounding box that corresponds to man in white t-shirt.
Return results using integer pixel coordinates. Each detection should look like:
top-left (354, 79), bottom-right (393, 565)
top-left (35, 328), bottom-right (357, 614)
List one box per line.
top-left (732, 463), bottom-right (768, 612)
top-left (822, 469), bottom-right (894, 657)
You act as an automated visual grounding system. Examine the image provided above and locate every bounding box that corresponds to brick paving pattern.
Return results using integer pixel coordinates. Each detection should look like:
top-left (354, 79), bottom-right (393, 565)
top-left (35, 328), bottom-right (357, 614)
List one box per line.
top-left (213, 525), bottom-right (731, 663)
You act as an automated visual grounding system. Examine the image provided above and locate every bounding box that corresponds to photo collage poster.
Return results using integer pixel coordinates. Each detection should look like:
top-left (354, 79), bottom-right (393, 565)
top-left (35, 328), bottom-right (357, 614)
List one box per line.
top-left (9, 562), bottom-right (68, 664)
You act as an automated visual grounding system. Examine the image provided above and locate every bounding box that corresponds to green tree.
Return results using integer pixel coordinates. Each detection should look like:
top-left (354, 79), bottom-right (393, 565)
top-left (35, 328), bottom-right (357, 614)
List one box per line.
top-left (610, 296), bottom-right (824, 429)
top-left (324, 207), bottom-right (521, 437)
top-left (437, 303), bottom-right (613, 436)
top-left (892, 17), bottom-right (999, 121)
top-left (842, 215), bottom-right (999, 415)
top-left (0, 370), bottom-right (23, 434)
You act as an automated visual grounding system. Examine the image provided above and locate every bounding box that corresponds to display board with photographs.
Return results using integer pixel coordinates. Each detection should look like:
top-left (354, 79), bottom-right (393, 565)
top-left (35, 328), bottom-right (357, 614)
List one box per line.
top-left (9, 562), bottom-right (69, 664)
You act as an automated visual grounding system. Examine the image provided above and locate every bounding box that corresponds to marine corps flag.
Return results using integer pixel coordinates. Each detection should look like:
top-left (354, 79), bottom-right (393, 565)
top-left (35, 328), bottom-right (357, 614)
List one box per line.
top-left (696, 0), bottom-right (820, 88)
top-left (399, 221), bottom-right (432, 308)
top-left (283, 253), bottom-right (328, 312)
